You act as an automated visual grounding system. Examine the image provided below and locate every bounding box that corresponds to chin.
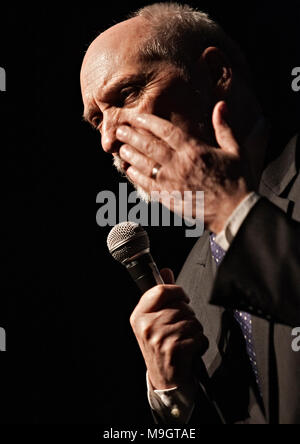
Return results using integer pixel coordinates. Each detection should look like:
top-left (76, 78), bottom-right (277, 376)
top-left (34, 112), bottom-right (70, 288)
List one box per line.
top-left (136, 186), bottom-right (151, 204)
top-left (113, 155), bottom-right (151, 204)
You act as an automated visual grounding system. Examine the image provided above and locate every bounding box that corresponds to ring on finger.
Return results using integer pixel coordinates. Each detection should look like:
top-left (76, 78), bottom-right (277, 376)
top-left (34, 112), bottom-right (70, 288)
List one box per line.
top-left (151, 164), bottom-right (162, 180)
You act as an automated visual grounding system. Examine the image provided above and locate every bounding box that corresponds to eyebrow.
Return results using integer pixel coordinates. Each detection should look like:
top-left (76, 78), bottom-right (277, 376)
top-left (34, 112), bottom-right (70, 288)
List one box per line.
top-left (82, 72), bottom-right (153, 125)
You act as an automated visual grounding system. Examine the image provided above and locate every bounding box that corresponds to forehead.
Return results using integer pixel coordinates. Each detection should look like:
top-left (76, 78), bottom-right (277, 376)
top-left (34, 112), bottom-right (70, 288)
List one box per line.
top-left (81, 17), bottom-right (152, 103)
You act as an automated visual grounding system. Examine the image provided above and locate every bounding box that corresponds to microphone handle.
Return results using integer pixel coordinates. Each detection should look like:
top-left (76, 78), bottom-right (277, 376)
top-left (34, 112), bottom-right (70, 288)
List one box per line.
top-left (125, 253), bottom-right (164, 295)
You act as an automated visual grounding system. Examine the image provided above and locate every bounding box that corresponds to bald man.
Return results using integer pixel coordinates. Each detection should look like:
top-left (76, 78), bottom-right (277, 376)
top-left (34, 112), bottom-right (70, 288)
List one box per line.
top-left (81, 3), bottom-right (300, 425)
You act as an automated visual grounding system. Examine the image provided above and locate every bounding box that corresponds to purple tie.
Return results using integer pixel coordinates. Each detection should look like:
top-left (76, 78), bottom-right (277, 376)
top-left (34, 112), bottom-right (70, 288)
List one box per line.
top-left (210, 234), bottom-right (261, 391)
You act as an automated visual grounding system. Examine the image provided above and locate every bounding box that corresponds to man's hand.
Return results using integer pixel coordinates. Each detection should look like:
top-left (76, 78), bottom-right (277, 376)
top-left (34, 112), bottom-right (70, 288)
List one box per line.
top-left (116, 101), bottom-right (250, 234)
top-left (130, 269), bottom-right (209, 390)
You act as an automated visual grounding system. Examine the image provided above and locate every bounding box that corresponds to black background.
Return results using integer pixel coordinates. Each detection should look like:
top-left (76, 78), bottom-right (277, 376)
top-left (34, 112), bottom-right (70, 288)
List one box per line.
top-left (0, 0), bottom-right (299, 424)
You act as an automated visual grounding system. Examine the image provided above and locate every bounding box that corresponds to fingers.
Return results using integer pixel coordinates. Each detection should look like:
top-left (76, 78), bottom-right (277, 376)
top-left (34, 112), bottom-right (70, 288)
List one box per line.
top-left (117, 125), bottom-right (173, 165)
top-left (149, 318), bottom-right (205, 349)
top-left (160, 268), bottom-right (175, 285)
top-left (126, 165), bottom-right (156, 193)
top-left (119, 144), bottom-right (157, 178)
top-left (121, 114), bottom-right (188, 152)
top-left (131, 300), bottom-right (196, 340)
top-left (130, 284), bottom-right (209, 389)
top-left (132, 310), bottom-right (209, 364)
top-left (212, 101), bottom-right (240, 156)
top-left (132, 285), bottom-right (190, 315)
top-left (157, 300), bottom-right (197, 324)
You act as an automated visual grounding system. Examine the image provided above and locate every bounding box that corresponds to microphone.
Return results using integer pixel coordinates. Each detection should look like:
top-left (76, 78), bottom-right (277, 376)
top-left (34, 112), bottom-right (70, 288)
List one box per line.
top-left (107, 222), bottom-right (164, 294)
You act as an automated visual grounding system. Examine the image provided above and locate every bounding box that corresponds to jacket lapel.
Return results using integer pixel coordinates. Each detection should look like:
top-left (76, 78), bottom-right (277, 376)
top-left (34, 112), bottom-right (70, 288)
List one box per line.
top-left (176, 231), bottom-right (223, 375)
top-left (259, 134), bottom-right (299, 216)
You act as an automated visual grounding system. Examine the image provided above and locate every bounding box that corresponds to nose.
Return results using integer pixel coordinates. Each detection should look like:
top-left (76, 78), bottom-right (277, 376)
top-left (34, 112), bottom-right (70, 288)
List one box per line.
top-left (100, 111), bottom-right (122, 155)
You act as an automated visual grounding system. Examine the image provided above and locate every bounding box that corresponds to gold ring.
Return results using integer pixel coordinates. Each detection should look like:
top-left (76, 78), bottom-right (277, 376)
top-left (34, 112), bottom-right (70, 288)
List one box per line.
top-left (151, 164), bottom-right (162, 180)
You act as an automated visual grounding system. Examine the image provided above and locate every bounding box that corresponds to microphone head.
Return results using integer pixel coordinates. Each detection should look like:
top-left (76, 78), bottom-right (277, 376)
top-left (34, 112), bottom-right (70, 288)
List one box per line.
top-left (107, 222), bottom-right (150, 264)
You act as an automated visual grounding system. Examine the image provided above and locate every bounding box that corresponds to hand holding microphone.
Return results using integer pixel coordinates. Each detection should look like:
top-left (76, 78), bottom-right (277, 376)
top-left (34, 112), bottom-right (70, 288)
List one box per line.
top-left (130, 269), bottom-right (209, 391)
top-left (107, 222), bottom-right (209, 391)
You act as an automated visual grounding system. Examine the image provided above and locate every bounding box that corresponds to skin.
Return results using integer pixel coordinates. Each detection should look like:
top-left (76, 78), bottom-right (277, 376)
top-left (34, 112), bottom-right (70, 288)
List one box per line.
top-left (81, 17), bottom-right (267, 390)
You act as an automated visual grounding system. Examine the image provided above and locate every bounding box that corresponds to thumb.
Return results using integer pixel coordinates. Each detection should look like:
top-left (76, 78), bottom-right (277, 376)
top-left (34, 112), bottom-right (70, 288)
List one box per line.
top-left (160, 268), bottom-right (175, 285)
top-left (212, 101), bottom-right (240, 156)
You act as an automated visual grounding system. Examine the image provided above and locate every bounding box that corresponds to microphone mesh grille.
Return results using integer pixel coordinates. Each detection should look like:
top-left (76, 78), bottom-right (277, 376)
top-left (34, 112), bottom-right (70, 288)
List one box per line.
top-left (107, 222), bottom-right (150, 264)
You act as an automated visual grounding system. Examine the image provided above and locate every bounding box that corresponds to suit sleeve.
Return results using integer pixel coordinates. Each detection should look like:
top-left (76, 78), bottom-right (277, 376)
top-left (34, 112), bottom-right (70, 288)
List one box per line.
top-left (210, 198), bottom-right (300, 327)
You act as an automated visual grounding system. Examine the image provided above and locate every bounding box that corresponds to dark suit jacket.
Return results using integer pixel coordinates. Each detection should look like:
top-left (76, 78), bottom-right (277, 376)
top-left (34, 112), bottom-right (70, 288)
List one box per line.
top-left (176, 134), bottom-right (300, 424)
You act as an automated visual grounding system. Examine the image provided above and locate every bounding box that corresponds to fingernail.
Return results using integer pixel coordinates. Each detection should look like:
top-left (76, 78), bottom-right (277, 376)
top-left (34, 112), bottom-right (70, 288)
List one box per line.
top-left (136, 115), bottom-right (147, 124)
top-left (117, 126), bottom-right (128, 137)
top-left (120, 145), bottom-right (130, 158)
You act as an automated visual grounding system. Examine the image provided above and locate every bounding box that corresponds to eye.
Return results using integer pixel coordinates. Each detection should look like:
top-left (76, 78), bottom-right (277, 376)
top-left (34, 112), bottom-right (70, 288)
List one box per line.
top-left (118, 86), bottom-right (140, 106)
top-left (91, 116), bottom-right (102, 130)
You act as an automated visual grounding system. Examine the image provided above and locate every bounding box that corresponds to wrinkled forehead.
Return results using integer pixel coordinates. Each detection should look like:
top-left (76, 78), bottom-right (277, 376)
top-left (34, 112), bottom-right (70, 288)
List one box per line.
top-left (81, 17), bottom-right (152, 95)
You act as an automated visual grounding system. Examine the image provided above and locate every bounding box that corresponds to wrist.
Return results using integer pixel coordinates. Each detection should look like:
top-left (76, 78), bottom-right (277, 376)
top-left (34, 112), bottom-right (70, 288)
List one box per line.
top-left (146, 372), bottom-right (197, 424)
top-left (147, 367), bottom-right (195, 392)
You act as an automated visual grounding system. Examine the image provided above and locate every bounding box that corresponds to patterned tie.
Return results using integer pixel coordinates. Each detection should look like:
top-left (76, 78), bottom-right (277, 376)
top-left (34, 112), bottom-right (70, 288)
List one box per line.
top-left (210, 234), bottom-right (261, 391)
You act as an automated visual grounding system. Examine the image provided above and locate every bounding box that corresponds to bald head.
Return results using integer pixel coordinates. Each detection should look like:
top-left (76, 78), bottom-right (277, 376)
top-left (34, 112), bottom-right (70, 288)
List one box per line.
top-left (81, 17), bottom-right (152, 96)
top-left (84, 16), bottom-right (151, 62)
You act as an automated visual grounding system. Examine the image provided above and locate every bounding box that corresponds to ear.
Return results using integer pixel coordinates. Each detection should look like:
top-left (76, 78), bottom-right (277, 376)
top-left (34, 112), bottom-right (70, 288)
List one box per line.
top-left (200, 46), bottom-right (233, 98)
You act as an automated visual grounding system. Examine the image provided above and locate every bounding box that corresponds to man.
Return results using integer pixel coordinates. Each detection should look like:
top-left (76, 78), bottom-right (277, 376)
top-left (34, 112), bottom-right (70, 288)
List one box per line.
top-left (81, 3), bottom-right (300, 424)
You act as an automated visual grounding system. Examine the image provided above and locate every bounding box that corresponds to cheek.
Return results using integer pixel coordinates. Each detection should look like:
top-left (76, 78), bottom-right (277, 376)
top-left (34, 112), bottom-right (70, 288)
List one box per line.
top-left (135, 86), bottom-right (177, 122)
top-left (136, 93), bottom-right (160, 115)
top-left (139, 85), bottom-right (204, 126)
top-left (169, 113), bottom-right (192, 132)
